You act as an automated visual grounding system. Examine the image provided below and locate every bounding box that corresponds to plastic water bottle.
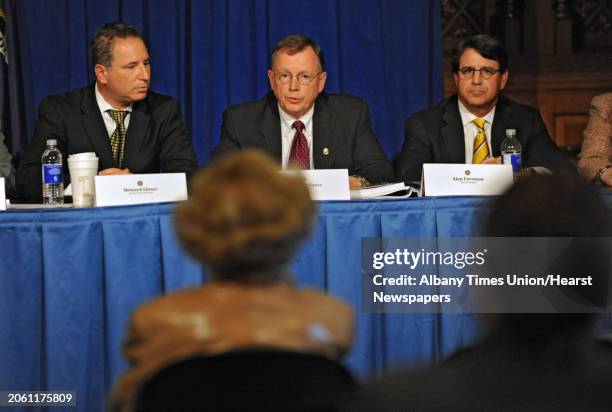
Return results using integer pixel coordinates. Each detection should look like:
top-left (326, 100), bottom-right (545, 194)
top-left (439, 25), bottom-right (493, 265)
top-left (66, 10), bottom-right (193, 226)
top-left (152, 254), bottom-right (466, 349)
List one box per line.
top-left (41, 139), bottom-right (64, 204)
top-left (501, 129), bottom-right (522, 174)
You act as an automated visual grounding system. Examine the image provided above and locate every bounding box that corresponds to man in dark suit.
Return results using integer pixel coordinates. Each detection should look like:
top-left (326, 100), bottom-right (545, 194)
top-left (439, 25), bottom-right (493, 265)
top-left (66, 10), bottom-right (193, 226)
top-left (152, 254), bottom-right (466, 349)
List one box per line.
top-left (16, 22), bottom-right (197, 202)
top-left (212, 35), bottom-right (394, 188)
top-left (396, 34), bottom-right (568, 183)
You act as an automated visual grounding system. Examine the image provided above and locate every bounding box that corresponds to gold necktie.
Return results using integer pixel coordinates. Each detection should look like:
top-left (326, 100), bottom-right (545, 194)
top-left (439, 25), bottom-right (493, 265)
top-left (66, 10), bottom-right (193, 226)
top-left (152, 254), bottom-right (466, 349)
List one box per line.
top-left (107, 109), bottom-right (128, 168)
top-left (472, 118), bottom-right (490, 164)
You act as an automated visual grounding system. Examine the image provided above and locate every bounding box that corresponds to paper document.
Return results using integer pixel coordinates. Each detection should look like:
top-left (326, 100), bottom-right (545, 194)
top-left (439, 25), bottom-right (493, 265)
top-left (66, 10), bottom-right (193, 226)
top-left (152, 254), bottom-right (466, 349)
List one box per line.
top-left (6, 202), bottom-right (74, 209)
top-left (350, 182), bottom-right (419, 199)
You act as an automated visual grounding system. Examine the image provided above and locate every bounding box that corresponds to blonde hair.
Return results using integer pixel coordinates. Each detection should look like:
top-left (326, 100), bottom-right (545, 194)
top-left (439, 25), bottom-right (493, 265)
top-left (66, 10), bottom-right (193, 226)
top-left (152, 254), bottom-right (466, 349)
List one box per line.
top-left (175, 150), bottom-right (315, 280)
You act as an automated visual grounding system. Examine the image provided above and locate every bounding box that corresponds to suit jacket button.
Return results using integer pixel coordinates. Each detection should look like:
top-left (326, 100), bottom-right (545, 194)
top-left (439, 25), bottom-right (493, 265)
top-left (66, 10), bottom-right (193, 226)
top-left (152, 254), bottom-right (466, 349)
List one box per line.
top-left (323, 147), bottom-right (330, 155)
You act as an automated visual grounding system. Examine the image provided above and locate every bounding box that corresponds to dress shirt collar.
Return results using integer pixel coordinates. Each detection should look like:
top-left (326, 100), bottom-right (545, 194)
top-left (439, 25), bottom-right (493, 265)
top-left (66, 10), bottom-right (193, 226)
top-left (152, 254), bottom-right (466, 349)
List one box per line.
top-left (278, 104), bottom-right (314, 134)
top-left (95, 84), bottom-right (133, 139)
top-left (457, 99), bottom-right (496, 126)
top-left (95, 83), bottom-right (133, 114)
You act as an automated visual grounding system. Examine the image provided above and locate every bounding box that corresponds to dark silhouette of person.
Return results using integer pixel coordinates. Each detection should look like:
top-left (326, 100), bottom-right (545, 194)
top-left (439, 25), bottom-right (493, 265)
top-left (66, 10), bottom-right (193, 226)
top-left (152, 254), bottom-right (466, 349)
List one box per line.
top-left (342, 173), bottom-right (612, 412)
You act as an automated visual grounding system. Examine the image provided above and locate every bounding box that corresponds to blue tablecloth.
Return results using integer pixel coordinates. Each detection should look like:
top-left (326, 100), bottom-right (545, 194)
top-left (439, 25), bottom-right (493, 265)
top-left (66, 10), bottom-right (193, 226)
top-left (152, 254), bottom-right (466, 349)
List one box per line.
top-left (1, 197), bottom-right (610, 412)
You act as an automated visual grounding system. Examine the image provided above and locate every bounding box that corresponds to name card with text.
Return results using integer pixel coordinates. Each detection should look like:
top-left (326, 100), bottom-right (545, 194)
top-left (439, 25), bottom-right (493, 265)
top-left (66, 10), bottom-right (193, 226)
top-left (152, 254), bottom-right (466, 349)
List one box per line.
top-left (95, 173), bottom-right (188, 207)
top-left (421, 163), bottom-right (513, 196)
top-left (0, 178), bottom-right (5, 211)
top-left (283, 169), bottom-right (350, 200)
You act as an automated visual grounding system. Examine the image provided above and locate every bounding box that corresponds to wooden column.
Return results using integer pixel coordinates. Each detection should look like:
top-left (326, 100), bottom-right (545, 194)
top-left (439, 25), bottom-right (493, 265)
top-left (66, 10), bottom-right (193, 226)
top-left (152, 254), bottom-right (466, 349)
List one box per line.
top-left (553, 0), bottom-right (574, 54)
top-left (496, 0), bottom-right (525, 53)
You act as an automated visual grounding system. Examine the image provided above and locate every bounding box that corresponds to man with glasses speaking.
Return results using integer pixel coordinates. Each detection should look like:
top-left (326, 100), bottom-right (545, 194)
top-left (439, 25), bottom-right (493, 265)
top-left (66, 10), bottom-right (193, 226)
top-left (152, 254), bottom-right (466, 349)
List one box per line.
top-left (212, 35), bottom-right (394, 188)
top-left (396, 34), bottom-right (568, 184)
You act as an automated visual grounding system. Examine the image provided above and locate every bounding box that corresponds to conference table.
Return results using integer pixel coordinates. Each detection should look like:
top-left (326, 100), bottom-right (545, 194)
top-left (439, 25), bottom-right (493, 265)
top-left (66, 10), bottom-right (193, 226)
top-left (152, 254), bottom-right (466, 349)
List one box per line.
top-left (1, 196), bottom-right (610, 411)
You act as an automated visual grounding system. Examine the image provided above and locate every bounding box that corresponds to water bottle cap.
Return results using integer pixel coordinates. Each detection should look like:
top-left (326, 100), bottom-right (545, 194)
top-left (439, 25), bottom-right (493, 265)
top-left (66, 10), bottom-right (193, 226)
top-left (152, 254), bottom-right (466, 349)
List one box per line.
top-left (506, 129), bottom-right (516, 136)
top-left (46, 139), bottom-right (57, 146)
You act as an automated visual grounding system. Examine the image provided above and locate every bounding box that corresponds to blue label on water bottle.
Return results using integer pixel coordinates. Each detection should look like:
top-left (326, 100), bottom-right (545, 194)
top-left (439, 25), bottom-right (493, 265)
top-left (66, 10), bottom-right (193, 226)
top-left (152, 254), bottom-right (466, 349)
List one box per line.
top-left (43, 164), bottom-right (63, 184)
top-left (503, 153), bottom-right (522, 172)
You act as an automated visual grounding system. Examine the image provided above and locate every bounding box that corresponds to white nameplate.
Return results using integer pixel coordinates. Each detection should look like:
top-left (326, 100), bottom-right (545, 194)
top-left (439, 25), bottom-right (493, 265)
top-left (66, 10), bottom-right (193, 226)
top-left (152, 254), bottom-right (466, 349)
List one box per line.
top-left (94, 173), bottom-right (188, 207)
top-left (282, 169), bottom-right (350, 201)
top-left (0, 177), bottom-right (5, 211)
top-left (421, 163), bottom-right (513, 196)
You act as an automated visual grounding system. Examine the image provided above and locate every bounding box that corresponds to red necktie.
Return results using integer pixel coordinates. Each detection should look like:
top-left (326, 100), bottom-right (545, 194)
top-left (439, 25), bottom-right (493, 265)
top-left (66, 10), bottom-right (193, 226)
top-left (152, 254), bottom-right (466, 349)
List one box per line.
top-left (288, 120), bottom-right (310, 170)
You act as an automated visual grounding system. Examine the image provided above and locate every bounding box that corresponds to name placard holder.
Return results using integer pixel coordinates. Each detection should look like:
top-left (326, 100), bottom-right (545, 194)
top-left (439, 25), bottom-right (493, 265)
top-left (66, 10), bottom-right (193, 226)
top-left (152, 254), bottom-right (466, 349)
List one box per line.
top-left (421, 163), bottom-right (513, 196)
top-left (282, 169), bottom-right (350, 201)
top-left (95, 173), bottom-right (188, 207)
top-left (0, 177), bottom-right (5, 211)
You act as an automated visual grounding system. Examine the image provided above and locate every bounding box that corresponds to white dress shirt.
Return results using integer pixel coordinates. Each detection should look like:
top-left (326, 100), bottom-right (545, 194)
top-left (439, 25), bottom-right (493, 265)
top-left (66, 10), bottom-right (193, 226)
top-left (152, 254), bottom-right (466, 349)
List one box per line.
top-left (278, 104), bottom-right (314, 169)
top-left (458, 100), bottom-right (496, 163)
top-left (95, 84), bottom-right (132, 139)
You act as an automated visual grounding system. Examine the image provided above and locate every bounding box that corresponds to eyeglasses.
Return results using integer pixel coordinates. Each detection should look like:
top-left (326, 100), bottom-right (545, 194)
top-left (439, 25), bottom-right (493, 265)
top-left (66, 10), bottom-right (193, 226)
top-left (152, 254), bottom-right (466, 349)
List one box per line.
top-left (457, 66), bottom-right (502, 79)
top-left (275, 72), bottom-right (322, 85)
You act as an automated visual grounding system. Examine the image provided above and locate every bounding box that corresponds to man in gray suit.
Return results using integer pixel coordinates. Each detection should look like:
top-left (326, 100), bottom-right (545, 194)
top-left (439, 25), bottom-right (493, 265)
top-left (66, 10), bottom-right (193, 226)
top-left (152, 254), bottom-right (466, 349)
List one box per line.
top-left (0, 132), bottom-right (13, 177)
top-left (212, 35), bottom-right (394, 188)
top-left (0, 132), bottom-right (15, 194)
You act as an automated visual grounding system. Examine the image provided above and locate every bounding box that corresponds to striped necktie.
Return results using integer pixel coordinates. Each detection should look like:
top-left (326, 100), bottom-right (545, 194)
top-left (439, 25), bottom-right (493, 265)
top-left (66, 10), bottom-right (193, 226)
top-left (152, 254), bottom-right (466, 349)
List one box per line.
top-left (472, 118), bottom-right (490, 164)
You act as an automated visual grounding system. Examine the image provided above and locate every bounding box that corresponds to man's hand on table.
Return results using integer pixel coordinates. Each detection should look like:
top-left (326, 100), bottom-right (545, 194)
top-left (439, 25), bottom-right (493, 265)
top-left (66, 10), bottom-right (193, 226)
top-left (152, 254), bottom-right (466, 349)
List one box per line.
top-left (98, 168), bottom-right (132, 176)
top-left (482, 156), bottom-right (502, 165)
top-left (349, 176), bottom-right (362, 189)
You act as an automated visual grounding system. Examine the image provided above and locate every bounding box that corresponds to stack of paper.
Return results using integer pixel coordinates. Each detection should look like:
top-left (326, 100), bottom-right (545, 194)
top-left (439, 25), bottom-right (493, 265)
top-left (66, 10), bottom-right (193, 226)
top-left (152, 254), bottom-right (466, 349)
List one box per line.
top-left (350, 182), bottom-right (418, 200)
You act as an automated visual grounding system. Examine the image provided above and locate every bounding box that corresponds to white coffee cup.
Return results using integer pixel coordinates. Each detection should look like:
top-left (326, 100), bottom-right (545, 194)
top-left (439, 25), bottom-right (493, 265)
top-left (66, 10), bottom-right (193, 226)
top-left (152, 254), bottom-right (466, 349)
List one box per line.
top-left (68, 155), bottom-right (99, 207)
top-left (68, 152), bottom-right (97, 160)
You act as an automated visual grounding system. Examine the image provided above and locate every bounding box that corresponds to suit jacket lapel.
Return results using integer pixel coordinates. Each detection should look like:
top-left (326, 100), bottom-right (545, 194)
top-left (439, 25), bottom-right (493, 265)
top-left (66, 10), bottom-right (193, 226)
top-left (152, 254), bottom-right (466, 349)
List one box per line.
top-left (312, 93), bottom-right (336, 169)
top-left (80, 86), bottom-right (114, 168)
top-left (441, 96), bottom-right (465, 163)
top-left (123, 100), bottom-right (150, 168)
top-left (491, 96), bottom-right (511, 157)
top-left (258, 93), bottom-right (282, 161)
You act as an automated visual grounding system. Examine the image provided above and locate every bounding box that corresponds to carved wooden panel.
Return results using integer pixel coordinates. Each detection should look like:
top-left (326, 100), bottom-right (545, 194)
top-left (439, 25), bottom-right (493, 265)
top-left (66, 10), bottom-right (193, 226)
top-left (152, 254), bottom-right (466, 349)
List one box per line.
top-left (554, 115), bottom-right (589, 149)
top-left (440, 0), bottom-right (612, 157)
top-left (441, 0), bottom-right (486, 52)
top-left (574, 0), bottom-right (612, 50)
top-left (536, 89), bottom-right (599, 149)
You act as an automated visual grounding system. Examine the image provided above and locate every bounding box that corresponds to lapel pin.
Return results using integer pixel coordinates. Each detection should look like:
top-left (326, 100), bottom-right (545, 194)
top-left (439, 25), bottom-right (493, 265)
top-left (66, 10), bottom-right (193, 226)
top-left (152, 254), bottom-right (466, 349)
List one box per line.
top-left (323, 147), bottom-right (330, 156)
